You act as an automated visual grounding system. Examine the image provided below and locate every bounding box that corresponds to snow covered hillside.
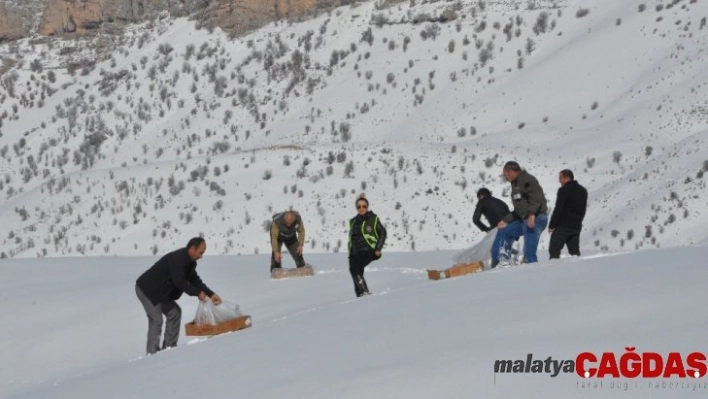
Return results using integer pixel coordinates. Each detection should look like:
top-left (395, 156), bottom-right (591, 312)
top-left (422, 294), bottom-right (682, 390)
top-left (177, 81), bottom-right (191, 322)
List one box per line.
top-left (1, 0), bottom-right (708, 258)
top-left (2, 247), bottom-right (707, 398)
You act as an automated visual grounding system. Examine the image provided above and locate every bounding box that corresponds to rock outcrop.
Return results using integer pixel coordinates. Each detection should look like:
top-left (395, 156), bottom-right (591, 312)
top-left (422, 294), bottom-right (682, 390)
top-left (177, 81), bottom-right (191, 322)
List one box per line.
top-left (0, 7), bottom-right (28, 42)
top-left (2, 0), bottom-right (339, 40)
top-left (0, 1), bottom-right (44, 42)
top-left (213, 0), bottom-right (318, 34)
top-left (39, 0), bottom-right (103, 36)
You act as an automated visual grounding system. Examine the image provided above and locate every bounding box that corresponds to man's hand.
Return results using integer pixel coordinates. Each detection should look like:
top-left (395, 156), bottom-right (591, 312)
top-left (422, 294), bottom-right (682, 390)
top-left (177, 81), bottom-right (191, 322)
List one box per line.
top-left (296, 245), bottom-right (303, 256)
top-left (548, 228), bottom-right (555, 234)
top-left (374, 250), bottom-right (381, 258)
top-left (274, 252), bottom-right (282, 263)
top-left (497, 220), bottom-right (506, 229)
top-left (198, 291), bottom-right (207, 302)
top-left (210, 294), bottom-right (222, 305)
top-left (527, 214), bottom-right (536, 229)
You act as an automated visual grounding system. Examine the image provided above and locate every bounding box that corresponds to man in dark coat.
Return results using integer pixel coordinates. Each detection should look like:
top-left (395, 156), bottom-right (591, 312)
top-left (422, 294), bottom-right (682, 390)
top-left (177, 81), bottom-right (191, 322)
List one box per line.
top-left (497, 161), bottom-right (549, 264)
top-left (348, 194), bottom-right (387, 297)
top-left (473, 188), bottom-right (511, 268)
top-left (270, 210), bottom-right (306, 272)
top-left (548, 169), bottom-right (588, 259)
top-left (135, 237), bottom-right (222, 354)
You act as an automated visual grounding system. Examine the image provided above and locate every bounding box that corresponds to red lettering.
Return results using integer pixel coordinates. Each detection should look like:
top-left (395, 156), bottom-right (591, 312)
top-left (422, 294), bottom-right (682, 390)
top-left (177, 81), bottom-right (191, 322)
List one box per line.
top-left (576, 352), bottom-right (597, 378)
top-left (687, 352), bottom-right (707, 378)
top-left (663, 353), bottom-right (687, 378)
top-left (620, 347), bottom-right (642, 378)
top-left (597, 352), bottom-right (621, 378)
top-left (642, 352), bottom-right (663, 378)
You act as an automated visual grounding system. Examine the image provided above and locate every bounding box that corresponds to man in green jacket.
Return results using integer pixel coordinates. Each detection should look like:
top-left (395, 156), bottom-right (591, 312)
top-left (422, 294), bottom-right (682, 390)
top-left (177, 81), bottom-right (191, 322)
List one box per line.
top-left (270, 211), bottom-right (306, 272)
top-left (496, 161), bottom-right (549, 265)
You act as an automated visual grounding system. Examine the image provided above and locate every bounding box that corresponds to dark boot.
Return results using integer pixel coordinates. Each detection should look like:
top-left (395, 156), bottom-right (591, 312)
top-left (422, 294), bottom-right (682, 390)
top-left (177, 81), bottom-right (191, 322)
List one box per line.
top-left (356, 275), bottom-right (370, 296)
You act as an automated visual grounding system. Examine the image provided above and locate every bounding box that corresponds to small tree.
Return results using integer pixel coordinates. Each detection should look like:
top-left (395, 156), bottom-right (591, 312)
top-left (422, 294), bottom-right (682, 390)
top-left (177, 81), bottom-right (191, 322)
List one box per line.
top-left (576, 8), bottom-right (590, 18)
top-left (613, 151), bottom-right (622, 164)
top-left (344, 161), bottom-right (354, 177)
top-left (533, 12), bottom-right (549, 35)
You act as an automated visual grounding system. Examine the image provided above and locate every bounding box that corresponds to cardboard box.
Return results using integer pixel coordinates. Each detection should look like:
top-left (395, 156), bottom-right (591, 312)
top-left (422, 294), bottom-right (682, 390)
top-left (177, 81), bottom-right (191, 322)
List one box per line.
top-left (271, 265), bottom-right (315, 279)
top-left (185, 315), bottom-right (252, 336)
top-left (427, 261), bottom-right (483, 280)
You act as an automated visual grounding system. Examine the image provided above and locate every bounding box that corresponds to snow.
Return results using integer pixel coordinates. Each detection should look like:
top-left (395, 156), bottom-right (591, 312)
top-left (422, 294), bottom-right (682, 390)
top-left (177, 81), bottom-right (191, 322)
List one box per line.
top-left (1, 0), bottom-right (707, 396)
top-left (2, 246), bottom-right (708, 398)
top-left (0, 0), bottom-right (707, 258)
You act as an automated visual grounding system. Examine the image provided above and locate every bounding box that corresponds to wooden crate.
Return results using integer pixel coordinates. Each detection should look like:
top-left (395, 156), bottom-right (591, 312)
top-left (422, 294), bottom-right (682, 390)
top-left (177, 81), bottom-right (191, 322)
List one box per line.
top-left (271, 265), bottom-right (315, 279)
top-left (185, 315), bottom-right (252, 336)
top-left (427, 261), bottom-right (483, 280)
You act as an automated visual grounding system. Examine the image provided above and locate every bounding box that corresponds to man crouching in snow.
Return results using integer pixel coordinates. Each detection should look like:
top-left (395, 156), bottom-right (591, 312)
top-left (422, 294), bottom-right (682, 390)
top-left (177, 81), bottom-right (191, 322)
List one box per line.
top-left (135, 237), bottom-right (222, 355)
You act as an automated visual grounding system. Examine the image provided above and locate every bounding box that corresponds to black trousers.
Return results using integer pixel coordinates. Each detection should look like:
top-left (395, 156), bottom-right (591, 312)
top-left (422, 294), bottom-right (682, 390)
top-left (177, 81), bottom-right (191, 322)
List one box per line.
top-left (271, 236), bottom-right (306, 270)
top-left (549, 226), bottom-right (581, 259)
top-left (349, 251), bottom-right (378, 296)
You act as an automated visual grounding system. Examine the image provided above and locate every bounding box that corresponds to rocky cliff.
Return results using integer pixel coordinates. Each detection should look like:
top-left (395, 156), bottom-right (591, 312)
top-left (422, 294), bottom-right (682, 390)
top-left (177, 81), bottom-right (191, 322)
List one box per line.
top-left (212, 0), bottom-right (318, 34)
top-left (0, 0), bottom-right (333, 40)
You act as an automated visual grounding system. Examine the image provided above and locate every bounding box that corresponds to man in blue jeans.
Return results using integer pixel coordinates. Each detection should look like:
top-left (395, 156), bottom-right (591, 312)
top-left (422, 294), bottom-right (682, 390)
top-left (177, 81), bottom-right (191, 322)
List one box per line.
top-left (496, 161), bottom-right (549, 265)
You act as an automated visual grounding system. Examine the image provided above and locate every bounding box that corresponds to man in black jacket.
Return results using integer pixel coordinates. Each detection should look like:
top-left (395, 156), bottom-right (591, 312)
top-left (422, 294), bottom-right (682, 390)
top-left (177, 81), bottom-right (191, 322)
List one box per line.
top-left (548, 169), bottom-right (588, 259)
top-left (135, 237), bottom-right (222, 354)
top-left (348, 194), bottom-right (387, 297)
top-left (473, 188), bottom-right (510, 268)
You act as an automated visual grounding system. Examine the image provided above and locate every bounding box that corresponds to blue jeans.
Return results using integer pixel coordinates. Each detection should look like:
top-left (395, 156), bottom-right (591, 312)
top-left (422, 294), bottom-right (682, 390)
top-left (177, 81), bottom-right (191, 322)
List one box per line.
top-left (499, 213), bottom-right (548, 263)
top-left (491, 230), bottom-right (505, 265)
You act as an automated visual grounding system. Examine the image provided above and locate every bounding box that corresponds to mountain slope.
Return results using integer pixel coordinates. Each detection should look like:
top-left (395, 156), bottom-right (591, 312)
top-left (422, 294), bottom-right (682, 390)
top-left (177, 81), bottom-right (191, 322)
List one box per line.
top-left (1, 0), bottom-right (707, 258)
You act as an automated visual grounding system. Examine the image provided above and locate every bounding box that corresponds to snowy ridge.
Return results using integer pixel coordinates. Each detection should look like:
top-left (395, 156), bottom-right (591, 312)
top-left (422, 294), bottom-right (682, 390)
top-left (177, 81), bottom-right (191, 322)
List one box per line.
top-left (0, 0), bottom-right (707, 259)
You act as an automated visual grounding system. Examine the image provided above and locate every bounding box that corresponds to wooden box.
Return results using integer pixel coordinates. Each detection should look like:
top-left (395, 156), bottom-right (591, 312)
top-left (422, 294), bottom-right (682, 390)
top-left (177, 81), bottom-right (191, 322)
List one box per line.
top-left (185, 315), bottom-right (252, 336)
top-left (271, 265), bottom-right (315, 279)
top-left (427, 261), bottom-right (483, 280)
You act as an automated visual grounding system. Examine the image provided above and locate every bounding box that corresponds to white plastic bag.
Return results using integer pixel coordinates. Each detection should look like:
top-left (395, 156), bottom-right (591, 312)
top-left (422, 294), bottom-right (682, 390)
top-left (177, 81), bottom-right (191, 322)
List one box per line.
top-left (194, 298), bottom-right (242, 326)
top-left (453, 228), bottom-right (498, 269)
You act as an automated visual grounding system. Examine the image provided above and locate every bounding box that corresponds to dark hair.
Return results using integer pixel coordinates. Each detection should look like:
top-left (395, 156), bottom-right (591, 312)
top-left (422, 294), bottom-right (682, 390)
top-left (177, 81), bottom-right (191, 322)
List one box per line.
top-left (503, 161), bottom-right (521, 172)
top-left (186, 237), bottom-right (205, 249)
top-left (477, 188), bottom-right (491, 198)
top-left (560, 169), bottom-right (574, 180)
top-left (356, 192), bottom-right (369, 207)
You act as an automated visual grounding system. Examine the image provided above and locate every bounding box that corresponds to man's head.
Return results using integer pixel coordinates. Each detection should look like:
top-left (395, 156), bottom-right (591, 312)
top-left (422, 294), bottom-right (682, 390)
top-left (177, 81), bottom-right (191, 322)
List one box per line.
top-left (283, 211), bottom-right (296, 227)
top-left (477, 188), bottom-right (491, 201)
top-left (186, 237), bottom-right (206, 261)
top-left (559, 169), bottom-right (574, 186)
top-left (503, 161), bottom-right (521, 182)
top-left (356, 193), bottom-right (369, 216)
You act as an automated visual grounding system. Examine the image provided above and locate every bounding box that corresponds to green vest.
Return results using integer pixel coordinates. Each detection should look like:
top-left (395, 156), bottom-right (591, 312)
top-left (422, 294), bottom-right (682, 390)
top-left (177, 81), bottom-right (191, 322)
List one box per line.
top-left (349, 215), bottom-right (380, 251)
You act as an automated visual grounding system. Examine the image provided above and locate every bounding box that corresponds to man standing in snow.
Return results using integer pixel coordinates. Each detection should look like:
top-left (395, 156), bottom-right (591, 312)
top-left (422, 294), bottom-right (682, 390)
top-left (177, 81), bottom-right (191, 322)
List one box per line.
top-left (496, 161), bottom-right (549, 264)
top-left (270, 210), bottom-right (307, 272)
top-left (135, 237), bottom-right (222, 355)
top-left (548, 169), bottom-right (588, 259)
top-left (473, 188), bottom-right (511, 268)
top-left (348, 194), bottom-right (387, 297)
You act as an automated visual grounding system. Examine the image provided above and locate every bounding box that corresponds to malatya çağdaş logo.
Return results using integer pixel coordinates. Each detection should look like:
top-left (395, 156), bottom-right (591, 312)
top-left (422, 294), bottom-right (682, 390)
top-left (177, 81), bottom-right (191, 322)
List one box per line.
top-left (494, 348), bottom-right (707, 379)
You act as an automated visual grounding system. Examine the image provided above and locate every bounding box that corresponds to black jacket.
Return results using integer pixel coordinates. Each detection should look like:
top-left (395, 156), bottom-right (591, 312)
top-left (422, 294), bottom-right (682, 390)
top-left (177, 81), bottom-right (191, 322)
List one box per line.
top-left (136, 248), bottom-right (214, 305)
top-left (549, 180), bottom-right (588, 230)
top-left (473, 196), bottom-right (511, 232)
top-left (348, 211), bottom-right (387, 256)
